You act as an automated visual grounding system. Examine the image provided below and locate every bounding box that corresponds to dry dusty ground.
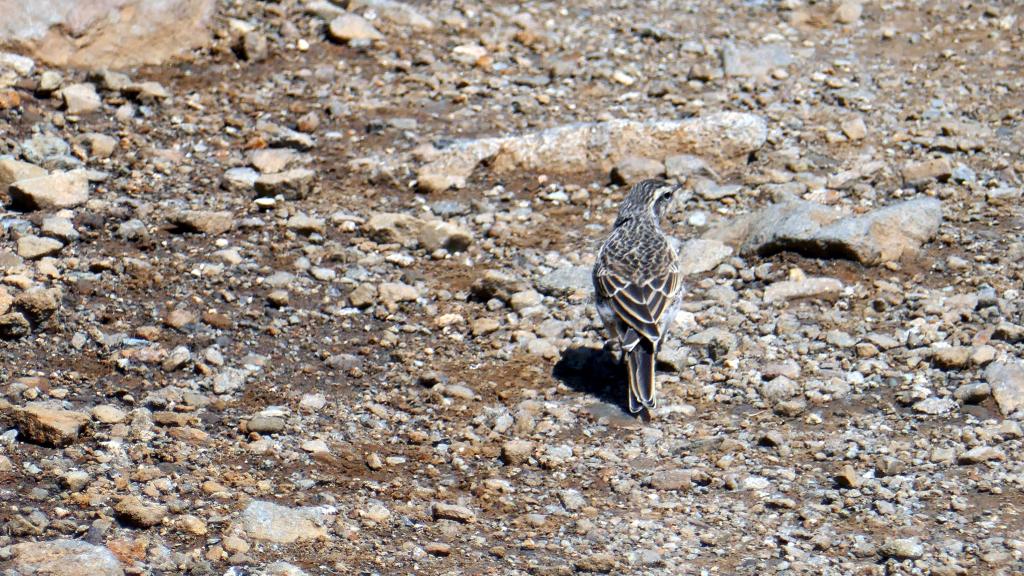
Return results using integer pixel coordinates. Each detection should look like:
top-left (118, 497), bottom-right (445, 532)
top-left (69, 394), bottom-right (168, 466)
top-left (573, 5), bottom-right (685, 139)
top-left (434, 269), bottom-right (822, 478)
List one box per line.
top-left (2, 1), bottom-right (1024, 575)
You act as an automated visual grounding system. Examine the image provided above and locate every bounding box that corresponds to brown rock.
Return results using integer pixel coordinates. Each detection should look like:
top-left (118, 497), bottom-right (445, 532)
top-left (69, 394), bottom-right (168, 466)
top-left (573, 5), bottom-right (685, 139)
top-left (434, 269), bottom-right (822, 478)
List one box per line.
top-left (168, 210), bottom-right (234, 235)
top-left (8, 171), bottom-right (89, 210)
top-left (114, 495), bottom-right (168, 528)
top-left (0, 0), bottom-right (217, 69)
top-left (12, 403), bottom-right (90, 446)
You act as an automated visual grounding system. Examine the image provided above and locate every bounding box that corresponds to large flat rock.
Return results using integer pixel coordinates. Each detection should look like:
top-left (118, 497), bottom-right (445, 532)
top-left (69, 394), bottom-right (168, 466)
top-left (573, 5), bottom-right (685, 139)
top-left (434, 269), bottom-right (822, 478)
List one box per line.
top-left (0, 0), bottom-right (216, 69)
top-left (415, 112), bottom-right (767, 191)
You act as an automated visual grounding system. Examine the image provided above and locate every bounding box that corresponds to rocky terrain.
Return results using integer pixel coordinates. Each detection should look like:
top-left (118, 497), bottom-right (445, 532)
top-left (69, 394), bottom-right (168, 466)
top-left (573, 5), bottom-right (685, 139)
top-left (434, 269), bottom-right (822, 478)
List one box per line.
top-left (1, 0), bottom-right (1024, 574)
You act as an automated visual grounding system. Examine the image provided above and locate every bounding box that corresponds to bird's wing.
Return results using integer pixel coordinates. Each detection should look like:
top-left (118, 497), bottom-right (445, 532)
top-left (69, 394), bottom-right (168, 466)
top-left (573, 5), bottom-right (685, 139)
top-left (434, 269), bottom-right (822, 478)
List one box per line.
top-left (594, 266), bottom-right (682, 345)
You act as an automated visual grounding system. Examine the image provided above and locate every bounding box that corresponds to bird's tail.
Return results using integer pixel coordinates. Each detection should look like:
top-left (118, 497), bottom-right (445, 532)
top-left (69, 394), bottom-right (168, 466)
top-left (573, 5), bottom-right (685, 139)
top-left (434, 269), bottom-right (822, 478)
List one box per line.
top-left (626, 341), bottom-right (657, 413)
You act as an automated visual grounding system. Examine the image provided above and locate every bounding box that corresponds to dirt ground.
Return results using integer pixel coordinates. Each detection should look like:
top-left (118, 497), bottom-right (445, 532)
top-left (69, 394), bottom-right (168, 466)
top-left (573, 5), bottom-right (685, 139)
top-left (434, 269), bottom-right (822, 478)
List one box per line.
top-left (2, 1), bottom-right (1024, 575)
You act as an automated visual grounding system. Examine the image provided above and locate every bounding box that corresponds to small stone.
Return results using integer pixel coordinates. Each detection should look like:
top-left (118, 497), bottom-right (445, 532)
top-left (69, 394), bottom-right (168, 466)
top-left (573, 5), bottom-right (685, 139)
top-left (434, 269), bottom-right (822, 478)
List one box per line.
top-left (664, 154), bottom-right (712, 180)
top-left (902, 157), bottom-right (952, 185)
top-left (834, 1), bottom-right (864, 24)
top-left (9, 171), bottom-right (90, 210)
top-left (912, 397), bottom-right (957, 415)
top-left (12, 404), bottom-right (89, 446)
top-left (834, 464), bottom-right (861, 488)
top-left (255, 168), bottom-right (316, 200)
top-left (124, 81), bottom-right (170, 101)
top-left (840, 117), bottom-right (867, 140)
top-left (764, 277), bottom-right (843, 303)
top-left (61, 83), bottom-right (102, 114)
top-left (677, 239), bottom-right (733, 276)
top-left (250, 148), bottom-right (298, 174)
top-left (424, 542), bottom-right (451, 557)
top-left (164, 308), bottom-right (195, 330)
top-left (328, 14), bottom-right (384, 42)
top-left (223, 167), bottom-right (260, 191)
top-left (247, 415), bottom-right (286, 434)
top-left (958, 446), bottom-right (1004, 464)
top-left (649, 469), bottom-right (694, 491)
top-left (610, 156), bottom-right (665, 185)
top-left (83, 133), bottom-right (117, 159)
top-left (722, 43), bottom-right (793, 78)
top-left (14, 287), bottom-right (59, 324)
top-left (558, 489), bottom-right (587, 511)
top-left (91, 405), bottom-right (126, 424)
top-left (0, 312), bottom-right (31, 339)
top-left (419, 220), bottom-right (473, 252)
top-left (879, 538), bottom-right (924, 560)
top-left (471, 318), bottom-right (500, 336)
top-left (222, 534), bottom-right (250, 554)
top-left (501, 440), bottom-right (535, 465)
top-left (114, 496), bottom-right (168, 528)
top-left (62, 470), bottom-right (91, 491)
top-left (971, 345), bottom-right (996, 366)
top-left (931, 346), bottom-right (971, 369)
top-left (41, 215), bottom-right (79, 242)
top-left (17, 235), bottom-right (64, 259)
top-left (238, 31), bottom-right (268, 62)
top-left (510, 289), bottom-right (543, 311)
top-left (378, 282), bottom-right (419, 307)
top-left (432, 502), bottom-right (476, 523)
top-left (37, 70), bottom-right (64, 93)
top-left (299, 393), bottom-right (327, 412)
top-left (179, 515), bottom-right (208, 536)
top-left (168, 210), bottom-right (234, 235)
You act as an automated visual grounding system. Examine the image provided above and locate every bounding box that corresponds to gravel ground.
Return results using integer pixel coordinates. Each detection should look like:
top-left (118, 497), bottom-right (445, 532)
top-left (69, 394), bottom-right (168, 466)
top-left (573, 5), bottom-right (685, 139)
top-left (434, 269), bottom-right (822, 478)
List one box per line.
top-left (2, 1), bottom-right (1024, 575)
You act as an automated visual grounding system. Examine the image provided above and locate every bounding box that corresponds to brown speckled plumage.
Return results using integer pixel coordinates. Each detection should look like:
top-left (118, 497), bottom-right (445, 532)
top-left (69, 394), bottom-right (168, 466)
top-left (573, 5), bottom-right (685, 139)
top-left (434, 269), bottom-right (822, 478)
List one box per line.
top-left (593, 179), bottom-right (684, 414)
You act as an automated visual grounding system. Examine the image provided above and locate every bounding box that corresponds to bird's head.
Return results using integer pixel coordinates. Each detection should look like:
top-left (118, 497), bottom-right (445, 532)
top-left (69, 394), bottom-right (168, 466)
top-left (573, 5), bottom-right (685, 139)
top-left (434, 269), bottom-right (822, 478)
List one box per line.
top-left (616, 179), bottom-right (679, 224)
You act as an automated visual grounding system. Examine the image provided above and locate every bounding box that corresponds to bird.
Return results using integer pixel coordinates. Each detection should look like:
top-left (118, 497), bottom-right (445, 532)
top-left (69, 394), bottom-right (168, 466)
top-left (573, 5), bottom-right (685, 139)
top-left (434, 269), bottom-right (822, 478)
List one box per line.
top-left (593, 179), bottom-right (684, 414)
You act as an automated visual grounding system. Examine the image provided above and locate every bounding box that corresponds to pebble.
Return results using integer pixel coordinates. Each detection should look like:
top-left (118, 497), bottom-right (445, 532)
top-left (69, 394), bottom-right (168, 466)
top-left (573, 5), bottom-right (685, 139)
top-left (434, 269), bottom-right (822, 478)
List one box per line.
top-left (328, 14), bottom-right (384, 42)
top-left (61, 83), bottom-right (102, 114)
top-left (432, 502), bottom-right (476, 523)
top-left (114, 495), bottom-right (168, 528)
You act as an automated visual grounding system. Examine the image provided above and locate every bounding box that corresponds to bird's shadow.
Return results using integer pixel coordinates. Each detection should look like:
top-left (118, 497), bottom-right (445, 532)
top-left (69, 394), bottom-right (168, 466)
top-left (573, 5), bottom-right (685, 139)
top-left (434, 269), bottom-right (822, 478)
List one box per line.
top-left (552, 346), bottom-right (631, 413)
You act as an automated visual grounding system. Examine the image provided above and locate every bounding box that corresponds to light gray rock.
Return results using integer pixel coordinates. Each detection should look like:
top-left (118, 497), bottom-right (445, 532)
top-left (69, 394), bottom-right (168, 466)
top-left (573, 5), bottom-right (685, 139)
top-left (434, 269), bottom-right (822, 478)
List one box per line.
top-left (720, 196), bottom-right (942, 266)
top-left (232, 500), bottom-right (331, 544)
top-left (258, 562), bottom-right (312, 576)
top-left (677, 238), bottom-right (733, 276)
top-left (17, 235), bottom-right (64, 259)
top-left (763, 277), bottom-right (843, 303)
top-left (0, 157), bottom-right (47, 188)
top-left (0, 0), bottom-right (217, 69)
top-left (61, 82), bottom-right (101, 114)
top-left (9, 170), bottom-right (89, 210)
top-left (722, 43), bottom-right (793, 77)
top-left (536, 266), bottom-right (591, 296)
top-left (879, 538), bottom-right (924, 560)
top-left (610, 156), bottom-right (665, 185)
top-left (419, 220), bottom-right (472, 252)
top-left (20, 133), bottom-right (70, 165)
top-left (8, 538), bottom-right (123, 576)
top-left (985, 361), bottom-right (1024, 415)
top-left (328, 14), bottom-right (384, 42)
top-left (168, 209), bottom-right (234, 235)
top-left (809, 197), bottom-right (943, 265)
top-left (416, 112), bottom-right (767, 189)
top-left (222, 167), bottom-right (260, 191)
top-left (254, 168), bottom-right (316, 200)
top-left (357, 0), bottom-right (434, 30)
